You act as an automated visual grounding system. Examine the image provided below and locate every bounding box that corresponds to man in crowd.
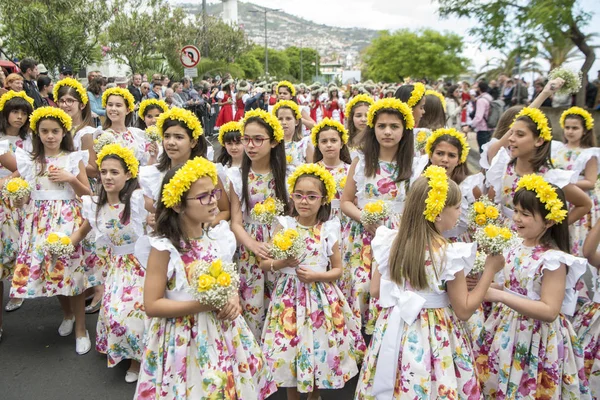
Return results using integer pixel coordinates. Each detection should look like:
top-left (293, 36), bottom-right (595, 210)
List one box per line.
top-left (149, 82), bottom-right (162, 99)
top-left (59, 66), bottom-right (73, 80)
top-left (128, 73), bottom-right (143, 103)
top-left (19, 58), bottom-right (44, 108)
top-left (140, 82), bottom-right (151, 101)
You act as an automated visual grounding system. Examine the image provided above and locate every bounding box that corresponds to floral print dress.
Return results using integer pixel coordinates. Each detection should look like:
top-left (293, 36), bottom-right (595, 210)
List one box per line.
top-left (285, 136), bottom-right (312, 171)
top-left (355, 227), bottom-right (483, 399)
top-left (133, 221), bottom-right (277, 400)
top-left (11, 148), bottom-right (90, 298)
top-left (262, 216), bottom-right (365, 392)
top-left (474, 242), bottom-right (590, 399)
top-left (99, 128), bottom-right (151, 166)
top-left (82, 190), bottom-right (148, 367)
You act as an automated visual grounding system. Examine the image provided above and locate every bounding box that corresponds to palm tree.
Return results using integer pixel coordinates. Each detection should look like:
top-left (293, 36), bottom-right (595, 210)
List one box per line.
top-left (538, 33), bottom-right (598, 71)
top-left (477, 48), bottom-right (543, 81)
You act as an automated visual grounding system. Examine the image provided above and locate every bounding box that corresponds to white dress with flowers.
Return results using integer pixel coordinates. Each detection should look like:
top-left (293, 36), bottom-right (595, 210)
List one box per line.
top-left (133, 221), bottom-right (277, 400)
top-left (138, 164), bottom-right (166, 205)
top-left (73, 126), bottom-right (99, 152)
top-left (82, 190), bottom-right (148, 367)
top-left (285, 136), bottom-right (312, 170)
top-left (98, 128), bottom-right (151, 166)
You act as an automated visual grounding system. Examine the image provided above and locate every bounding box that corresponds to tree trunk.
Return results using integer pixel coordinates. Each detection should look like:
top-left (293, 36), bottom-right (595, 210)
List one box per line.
top-left (569, 22), bottom-right (596, 107)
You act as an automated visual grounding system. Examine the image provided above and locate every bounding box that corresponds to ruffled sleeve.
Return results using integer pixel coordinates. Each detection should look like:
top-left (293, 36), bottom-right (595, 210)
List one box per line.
top-left (67, 150), bottom-right (90, 176)
top-left (135, 236), bottom-right (189, 292)
top-left (0, 140), bottom-right (9, 156)
top-left (208, 220), bottom-right (237, 263)
top-left (461, 173), bottom-right (484, 204)
top-left (15, 147), bottom-right (34, 182)
top-left (479, 138), bottom-right (499, 170)
top-left (73, 126), bottom-right (100, 151)
top-left (543, 168), bottom-right (577, 188)
top-left (275, 215), bottom-right (297, 231)
top-left (227, 167), bottom-right (243, 205)
top-left (138, 165), bottom-right (163, 201)
top-left (299, 136), bottom-right (312, 159)
top-left (353, 153), bottom-right (366, 201)
top-left (216, 163), bottom-right (227, 187)
top-left (207, 145), bottom-right (215, 162)
top-left (372, 226), bottom-right (399, 281)
top-left (411, 154), bottom-right (429, 185)
top-left (550, 140), bottom-right (565, 160)
top-left (81, 195), bottom-right (110, 247)
top-left (486, 146), bottom-right (511, 202)
top-left (321, 217), bottom-right (341, 256)
top-left (129, 127), bottom-right (150, 166)
top-left (572, 148), bottom-right (600, 179)
top-left (440, 242), bottom-right (477, 282)
top-left (130, 189), bottom-right (149, 239)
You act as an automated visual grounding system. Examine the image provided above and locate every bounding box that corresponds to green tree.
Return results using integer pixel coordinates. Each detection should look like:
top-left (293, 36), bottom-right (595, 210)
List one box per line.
top-left (236, 52), bottom-right (264, 79)
top-left (249, 46), bottom-right (290, 79)
top-left (362, 29), bottom-right (469, 82)
top-left (283, 46), bottom-right (320, 82)
top-left (437, 0), bottom-right (596, 106)
top-left (0, 0), bottom-right (111, 73)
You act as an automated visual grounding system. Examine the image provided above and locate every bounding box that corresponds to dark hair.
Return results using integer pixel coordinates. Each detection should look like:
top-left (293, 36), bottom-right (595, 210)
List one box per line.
top-left (95, 154), bottom-right (139, 225)
top-left (136, 103), bottom-right (165, 130)
top-left (513, 185), bottom-right (569, 252)
top-left (418, 94), bottom-right (446, 130)
top-left (312, 127), bottom-right (352, 164)
top-left (562, 114), bottom-right (597, 148)
top-left (157, 119), bottom-right (207, 172)
top-left (240, 117), bottom-right (290, 214)
top-left (427, 135), bottom-right (471, 184)
top-left (31, 117), bottom-right (75, 175)
top-left (102, 94), bottom-right (134, 129)
top-left (509, 115), bottom-right (552, 171)
top-left (290, 174), bottom-right (331, 223)
top-left (56, 85), bottom-right (94, 131)
top-left (0, 97), bottom-right (33, 139)
top-left (394, 85), bottom-right (424, 105)
top-left (493, 105), bottom-right (524, 140)
top-left (217, 130), bottom-right (241, 167)
top-left (446, 84), bottom-right (460, 104)
top-left (87, 77), bottom-right (103, 96)
top-left (347, 101), bottom-right (370, 148)
top-left (477, 81), bottom-right (489, 93)
top-left (363, 110), bottom-right (413, 183)
top-left (20, 58), bottom-right (37, 74)
top-left (37, 76), bottom-right (52, 93)
top-left (277, 85), bottom-right (298, 103)
top-left (274, 105), bottom-right (303, 142)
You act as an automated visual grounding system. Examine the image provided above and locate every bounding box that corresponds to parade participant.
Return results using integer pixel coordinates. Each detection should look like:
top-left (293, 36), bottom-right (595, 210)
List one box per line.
top-left (135, 99), bottom-right (168, 130)
top-left (273, 99), bottom-right (313, 169)
top-left (394, 82), bottom-right (426, 128)
top-left (277, 80), bottom-right (315, 131)
top-left (215, 79), bottom-right (234, 128)
top-left (344, 93), bottom-right (374, 159)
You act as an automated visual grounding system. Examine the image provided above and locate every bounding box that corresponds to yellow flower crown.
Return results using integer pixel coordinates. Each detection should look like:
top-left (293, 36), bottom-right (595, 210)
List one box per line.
top-left (96, 143), bottom-right (139, 178)
top-left (407, 82), bottom-right (426, 107)
top-left (425, 128), bottom-right (470, 164)
top-left (102, 87), bottom-right (135, 112)
top-left (311, 118), bottom-right (349, 147)
top-left (218, 121), bottom-right (242, 146)
top-left (425, 90), bottom-right (446, 112)
top-left (242, 109), bottom-right (284, 143)
top-left (29, 106), bottom-right (72, 133)
top-left (272, 100), bottom-right (302, 120)
top-left (276, 80), bottom-right (296, 97)
top-left (161, 157), bottom-right (218, 208)
top-left (345, 94), bottom-right (374, 118)
top-left (0, 90), bottom-right (34, 111)
top-left (138, 99), bottom-right (168, 119)
top-left (515, 174), bottom-right (567, 223)
top-left (560, 106), bottom-right (594, 131)
top-left (512, 107), bottom-right (552, 142)
top-left (423, 165), bottom-right (449, 222)
top-left (53, 77), bottom-right (89, 105)
top-left (367, 98), bottom-right (415, 130)
top-left (156, 107), bottom-right (204, 140)
top-left (287, 163), bottom-right (337, 203)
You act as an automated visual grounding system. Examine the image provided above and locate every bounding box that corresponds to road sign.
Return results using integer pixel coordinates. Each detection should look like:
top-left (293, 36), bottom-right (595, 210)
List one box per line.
top-left (180, 45), bottom-right (201, 68)
top-left (184, 68), bottom-right (198, 78)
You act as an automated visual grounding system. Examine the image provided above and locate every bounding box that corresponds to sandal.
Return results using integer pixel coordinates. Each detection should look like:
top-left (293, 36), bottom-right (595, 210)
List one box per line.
top-left (85, 299), bottom-right (102, 314)
top-left (5, 298), bottom-right (23, 312)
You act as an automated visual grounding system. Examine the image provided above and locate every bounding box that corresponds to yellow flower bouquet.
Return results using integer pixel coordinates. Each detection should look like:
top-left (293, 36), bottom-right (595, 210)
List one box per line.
top-left (43, 232), bottom-right (75, 257)
top-left (187, 259), bottom-right (239, 309)
top-left (337, 176), bottom-right (347, 193)
top-left (250, 197), bottom-right (285, 224)
top-left (2, 177), bottom-right (31, 202)
top-left (414, 129), bottom-right (431, 152)
top-left (360, 200), bottom-right (390, 225)
top-left (270, 228), bottom-right (304, 260)
top-left (145, 125), bottom-right (161, 143)
top-left (93, 131), bottom-right (116, 153)
top-left (470, 251), bottom-right (487, 275)
top-left (467, 197), bottom-right (501, 230)
top-left (474, 224), bottom-right (514, 255)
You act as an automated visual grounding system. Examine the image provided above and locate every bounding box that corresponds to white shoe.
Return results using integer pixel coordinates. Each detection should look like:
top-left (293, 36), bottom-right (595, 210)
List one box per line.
top-left (75, 331), bottom-right (91, 355)
top-left (125, 370), bottom-right (139, 383)
top-left (58, 317), bottom-right (75, 337)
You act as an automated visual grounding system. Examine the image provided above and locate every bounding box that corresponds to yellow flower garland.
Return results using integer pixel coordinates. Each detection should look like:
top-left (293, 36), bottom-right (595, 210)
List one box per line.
top-left (287, 163), bottom-right (337, 203)
top-left (407, 82), bottom-right (426, 107)
top-left (311, 118), bottom-right (349, 147)
top-left (515, 174), bottom-right (567, 223)
top-left (156, 107), bottom-right (204, 140)
top-left (367, 98), bottom-right (415, 130)
top-left (272, 100), bottom-right (302, 120)
top-left (425, 89), bottom-right (446, 112)
top-left (276, 80), bottom-right (296, 97)
top-left (0, 90), bottom-right (34, 111)
top-left (218, 121), bottom-right (242, 146)
top-left (29, 106), bottom-right (72, 133)
top-left (560, 106), bottom-right (594, 131)
top-left (53, 77), bottom-right (89, 105)
top-left (345, 94), bottom-right (374, 118)
top-left (425, 128), bottom-right (470, 164)
top-left (138, 99), bottom-right (168, 119)
top-left (423, 165), bottom-right (449, 222)
top-left (96, 143), bottom-right (139, 178)
top-left (161, 157), bottom-right (218, 208)
top-left (102, 87), bottom-right (135, 112)
top-left (511, 107), bottom-right (552, 142)
top-left (242, 109), bottom-right (284, 143)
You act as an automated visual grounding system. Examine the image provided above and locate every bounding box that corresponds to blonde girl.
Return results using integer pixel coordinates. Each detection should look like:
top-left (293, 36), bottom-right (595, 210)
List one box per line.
top-left (273, 99), bottom-right (313, 169)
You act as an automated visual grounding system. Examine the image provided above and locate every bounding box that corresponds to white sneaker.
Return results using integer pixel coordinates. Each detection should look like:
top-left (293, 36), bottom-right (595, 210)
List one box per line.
top-left (58, 317), bottom-right (75, 337)
top-left (75, 331), bottom-right (91, 355)
top-left (125, 370), bottom-right (139, 383)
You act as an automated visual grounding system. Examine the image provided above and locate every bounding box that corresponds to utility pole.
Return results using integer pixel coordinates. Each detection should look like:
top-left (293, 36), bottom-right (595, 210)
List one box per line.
top-left (202, 0), bottom-right (208, 58)
top-left (300, 39), bottom-right (303, 82)
top-left (250, 6), bottom-right (281, 76)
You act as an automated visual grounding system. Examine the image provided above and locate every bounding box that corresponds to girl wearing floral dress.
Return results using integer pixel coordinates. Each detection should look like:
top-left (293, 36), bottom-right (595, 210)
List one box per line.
top-left (260, 164), bottom-right (365, 400)
top-left (475, 175), bottom-right (590, 398)
top-left (341, 98), bottom-right (425, 333)
top-left (277, 80), bottom-right (315, 134)
top-left (273, 100), bottom-right (314, 170)
top-left (135, 98), bottom-right (168, 130)
top-left (12, 107), bottom-right (93, 354)
top-left (228, 109), bottom-right (290, 339)
top-left (216, 121), bottom-right (243, 199)
top-left (355, 166), bottom-right (505, 399)
top-left (71, 144), bottom-right (147, 382)
top-left (345, 94), bottom-right (374, 161)
top-left (0, 91), bottom-right (34, 314)
top-left (134, 157), bottom-right (277, 399)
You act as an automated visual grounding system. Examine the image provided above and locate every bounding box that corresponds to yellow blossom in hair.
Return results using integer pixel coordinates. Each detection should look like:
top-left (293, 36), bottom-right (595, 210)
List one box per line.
top-left (511, 107), bottom-right (552, 142)
top-left (29, 106), bottom-right (72, 133)
top-left (406, 82), bottom-right (426, 107)
top-left (560, 106), bottom-right (594, 131)
top-left (53, 77), bottom-right (89, 105)
top-left (425, 90), bottom-right (446, 111)
top-left (515, 174), bottom-right (567, 223)
top-left (156, 107), bottom-right (204, 140)
top-left (96, 143), bottom-right (139, 178)
top-left (345, 94), bottom-right (375, 119)
top-left (138, 99), bottom-right (168, 119)
top-left (276, 80), bottom-right (296, 97)
top-left (217, 121), bottom-right (241, 146)
top-left (161, 157), bottom-right (217, 208)
top-left (422, 165), bottom-right (449, 222)
top-left (311, 118), bottom-right (349, 147)
top-left (0, 90), bottom-right (34, 111)
top-left (241, 108), bottom-right (284, 143)
top-left (272, 100), bottom-right (302, 120)
top-left (287, 163), bottom-right (337, 203)
top-left (102, 87), bottom-right (136, 112)
top-left (367, 98), bottom-right (415, 129)
top-left (425, 128), bottom-right (470, 164)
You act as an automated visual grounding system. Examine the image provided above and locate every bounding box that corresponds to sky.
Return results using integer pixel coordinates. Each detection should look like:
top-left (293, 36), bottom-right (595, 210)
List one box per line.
top-left (199, 0), bottom-right (600, 78)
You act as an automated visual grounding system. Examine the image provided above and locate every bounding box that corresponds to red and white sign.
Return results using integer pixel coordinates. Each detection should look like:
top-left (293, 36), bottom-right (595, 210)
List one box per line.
top-left (180, 45), bottom-right (201, 68)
